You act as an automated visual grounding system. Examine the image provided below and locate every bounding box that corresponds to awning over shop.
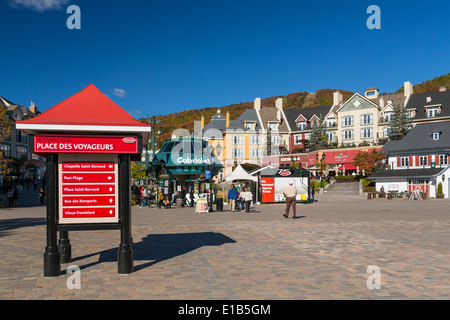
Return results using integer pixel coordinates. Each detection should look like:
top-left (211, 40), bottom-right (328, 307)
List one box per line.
top-left (338, 164), bottom-right (357, 171)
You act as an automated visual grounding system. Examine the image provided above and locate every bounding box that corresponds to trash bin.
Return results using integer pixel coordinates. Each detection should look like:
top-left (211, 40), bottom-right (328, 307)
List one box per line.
top-left (216, 198), bottom-right (223, 211)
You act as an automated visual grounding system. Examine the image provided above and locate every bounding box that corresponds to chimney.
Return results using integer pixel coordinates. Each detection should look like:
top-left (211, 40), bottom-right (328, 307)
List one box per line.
top-left (439, 86), bottom-right (447, 92)
top-left (29, 101), bottom-right (37, 115)
top-left (333, 91), bottom-right (343, 106)
top-left (201, 115), bottom-right (204, 129)
top-left (226, 111), bottom-right (230, 128)
top-left (404, 81), bottom-right (414, 97)
top-left (379, 97), bottom-right (385, 109)
top-left (254, 98), bottom-right (261, 111)
top-left (275, 97), bottom-right (283, 110)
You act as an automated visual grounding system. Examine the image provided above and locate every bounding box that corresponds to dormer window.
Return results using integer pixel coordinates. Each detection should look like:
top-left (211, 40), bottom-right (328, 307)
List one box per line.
top-left (327, 118), bottom-right (336, 128)
top-left (297, 121), bottom-right (306, 130)
top-left (384, 112), bottom-right (393, 122)
top-left (432, 131), bottom-right (440, 141)
top-left (407, 109), bottom-right (416, 118)
top-left (364, 87), bottom-right (379, 99)
top-left (427, 106), bottom-right (439, 117)
top-left (268, 122), bottom-right (279, 131)
top-left (244, 122), bottom-right (256, 130)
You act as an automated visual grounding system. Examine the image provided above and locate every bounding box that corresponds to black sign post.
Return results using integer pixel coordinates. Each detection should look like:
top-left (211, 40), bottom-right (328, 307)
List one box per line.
top-left (43, 154), bottom-right (61, 277)
top-left (118, 154), bottom-right (133, 274)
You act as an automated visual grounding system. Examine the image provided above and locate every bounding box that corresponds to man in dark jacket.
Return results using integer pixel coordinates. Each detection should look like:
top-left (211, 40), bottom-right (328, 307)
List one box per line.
top-left (227, 185), bottom-right (238, 211)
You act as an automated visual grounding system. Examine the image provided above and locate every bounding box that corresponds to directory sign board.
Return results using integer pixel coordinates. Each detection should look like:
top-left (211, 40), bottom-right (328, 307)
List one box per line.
top-left (58, 154), bottom-right (119, 224)
top-left (34, 134), bottom-right (139, 154)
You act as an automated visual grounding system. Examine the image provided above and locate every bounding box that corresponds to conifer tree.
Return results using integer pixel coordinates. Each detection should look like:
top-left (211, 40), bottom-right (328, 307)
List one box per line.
top-left (389, 104), bottom-right (412, 140)
top-left (0, 105), bottom-right (11, 179)
top-left (309, 115), bottom-right (327, 151)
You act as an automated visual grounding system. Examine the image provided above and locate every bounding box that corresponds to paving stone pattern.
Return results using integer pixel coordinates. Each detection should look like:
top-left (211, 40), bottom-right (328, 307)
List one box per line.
top-left (0, 190), bottom-right (449, 300)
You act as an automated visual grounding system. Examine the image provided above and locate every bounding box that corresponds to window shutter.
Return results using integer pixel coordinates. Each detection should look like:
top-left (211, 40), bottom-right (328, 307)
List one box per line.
top-left (410, 156), bottom-right (413, 167)
top-left (397, 157), bottom-right (401, 168)
top-left (428, 155), bottom-right (432, 166)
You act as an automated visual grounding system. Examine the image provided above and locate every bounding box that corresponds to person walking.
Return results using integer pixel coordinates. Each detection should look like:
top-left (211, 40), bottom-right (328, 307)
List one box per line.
top-left (189, 187), bottom-right (194, 207)
top-left (142, 188), bottom-right (149, 207)
top-left (139, 187), bottom-right (144, 208)
top-left (180, 187), bottom-right (186, 207)
top-left (158, 190), bottom-right (164, 209)
top-left (227, 185), bottom-right (238, 212)
top-left (12, 186), bottom-right (18, 207)
top-left (240, 188), bottom-right (253, 213)
top-left (283, 181), bottom-right (299, 219)
top-left (311, 185), bottom-right (315, 203)
top-left (7, 188), bottom-right (13, 207)
top-left (38, 187), bottom-right (45, 205)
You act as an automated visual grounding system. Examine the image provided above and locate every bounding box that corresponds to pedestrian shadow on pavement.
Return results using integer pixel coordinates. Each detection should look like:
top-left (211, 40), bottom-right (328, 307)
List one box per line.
top-left (0, 217), bottom-right (46, 237)
top-left (71, 232), bottom-right (236, 272)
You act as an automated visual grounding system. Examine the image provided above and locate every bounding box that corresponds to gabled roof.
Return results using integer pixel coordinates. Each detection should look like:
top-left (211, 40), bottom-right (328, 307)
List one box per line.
top-left (16, 84), bottom-right (151, 137)
top-left (225, 109), bottom-right (262, 131)
top-left (337, 93), bottom-right (381, 113)
top-left (405, 89), bottom-right (450, 120)
top-left (17, 84), bottom-right (148, 127)
top-left (382, 121), bottom-right (450, 155)
top-left (1, 96), bottom-right (37, 121)
top-left (202, 111), bottom-right (227, 133)
top-left (368, 167), bottom-right (447, 179)
top-left (258, 107), bottom-right (289, 132)
top-left (284, 105), bottom-right (332, 131)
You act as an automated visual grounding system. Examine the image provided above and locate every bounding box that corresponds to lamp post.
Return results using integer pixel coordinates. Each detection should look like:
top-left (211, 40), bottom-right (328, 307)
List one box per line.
top-left (145, 116), bottom-right (160, 196)
top-left (207, 163), bottom-right (214, 212)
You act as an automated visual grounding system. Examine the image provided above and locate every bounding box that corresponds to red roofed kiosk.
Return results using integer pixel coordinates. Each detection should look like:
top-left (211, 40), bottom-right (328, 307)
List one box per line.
top-left (17, 84), bottom-right (151, 276)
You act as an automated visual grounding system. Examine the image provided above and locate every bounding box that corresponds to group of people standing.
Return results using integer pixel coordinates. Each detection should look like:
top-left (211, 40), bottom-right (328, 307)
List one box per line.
top-left (227, 185), bottom-right (253, 213)
top-left (138, 186), bottom-right (188, 209)
top-left (4, 186), bottom-right (18, 207)
top-left (1, 184), bottom-right (45, 208)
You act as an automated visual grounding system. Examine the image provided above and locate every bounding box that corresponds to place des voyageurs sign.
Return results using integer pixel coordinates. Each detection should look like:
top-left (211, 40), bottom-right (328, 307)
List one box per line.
top-left (34, 134), bottom-right (139, 224)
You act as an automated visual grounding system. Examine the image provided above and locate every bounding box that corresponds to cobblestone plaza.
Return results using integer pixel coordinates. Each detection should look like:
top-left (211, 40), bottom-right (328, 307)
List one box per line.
top-left (1, 192), bottom-right (449, 300)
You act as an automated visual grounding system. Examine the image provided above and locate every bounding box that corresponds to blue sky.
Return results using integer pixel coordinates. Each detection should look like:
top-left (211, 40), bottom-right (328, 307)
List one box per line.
top-left (1, 0), bottom-right (449, 118)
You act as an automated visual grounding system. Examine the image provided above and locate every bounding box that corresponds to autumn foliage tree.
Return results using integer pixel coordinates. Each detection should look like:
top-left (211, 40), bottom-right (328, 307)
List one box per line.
top-left (1, 105), bottom-right (12, 179)
top-left (352, 149), bottom-right (386, 175)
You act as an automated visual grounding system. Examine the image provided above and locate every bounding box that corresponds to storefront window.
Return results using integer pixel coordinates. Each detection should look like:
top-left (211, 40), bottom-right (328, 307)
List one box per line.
top-left (0, 143), bottom-right (11, 157)
top-left (16, 145), bottom-right (28, 159)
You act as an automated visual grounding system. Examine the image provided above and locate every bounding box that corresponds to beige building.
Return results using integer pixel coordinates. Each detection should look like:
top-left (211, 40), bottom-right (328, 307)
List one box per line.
top-left (0, 97), bottom-right (38, 160)
top-left (199, 80), bottom-right (450, 177)
top-left (201, 97), bottom-right (292, 177)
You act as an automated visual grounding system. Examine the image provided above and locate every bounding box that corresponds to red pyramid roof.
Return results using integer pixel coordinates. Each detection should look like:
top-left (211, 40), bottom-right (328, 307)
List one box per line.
top-left (17, 84), bottom-right (149, 127)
